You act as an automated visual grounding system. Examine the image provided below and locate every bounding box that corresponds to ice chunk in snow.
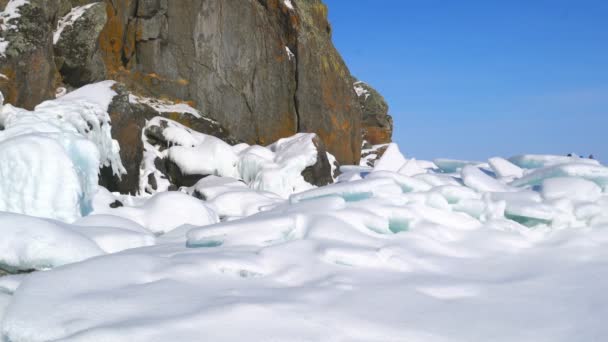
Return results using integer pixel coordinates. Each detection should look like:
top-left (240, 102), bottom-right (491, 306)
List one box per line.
top-left (504, 201), bottom-right (559, 226)
top-left (542, 177), bottom-right (602, 202)
top-left (290, 178), bottom-right (402, 203)
top-left (488, 157), bottom-right (524, 179)
top-left (372, 143), bottom-right (406, 172)
top-left (0, 212), bottom-right (103, 272)
top-left (74, 225), bottom-right (155, 254)
top-left (430, 185), bottom-right (481, 204)
top-left (186, 176), bottom-right (248, 200)
top-left (398, 158), bottom-right (428, 176)
top-left (74, 214), bottom-right (150, 234)
top-left (434, 158), bottom-right (485, 173)
top-left (208, 190), bottom-right (284, 219)
top-left (511, 163), bottom-right (608, 188)
top-left (461, 165), bottom-right (514, 193)
top-left (366, 171), bottom-right (432, 193)
top-left (509, 154), bottom-right (600, 169)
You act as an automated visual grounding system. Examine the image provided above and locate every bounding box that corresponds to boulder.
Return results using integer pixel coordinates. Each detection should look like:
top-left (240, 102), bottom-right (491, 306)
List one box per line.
top-left (99, 83), bottom-right (235, 194)
top-left (54, 2), bottom-right (108, 87)
top-left (301, 134), bottom-right (334, 187)
top-left (0, 0), bottom-right (60, 109)
top-left (353, 79), bottom-right (393, 145)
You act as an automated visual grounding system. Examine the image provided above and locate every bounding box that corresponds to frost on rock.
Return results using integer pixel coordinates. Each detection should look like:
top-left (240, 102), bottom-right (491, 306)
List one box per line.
top-left (53, 3), bottom-right (98, 44)
top-left (509, 154), bottom-right (600, 169)
top-left (129, 94), bottom-right (203, 118)
top-left (0, 0), bottom-right (29, 56)
top-left (0, 82), bottom-right (125, 221)
top-left (353, 81), bottom-right (371, 100)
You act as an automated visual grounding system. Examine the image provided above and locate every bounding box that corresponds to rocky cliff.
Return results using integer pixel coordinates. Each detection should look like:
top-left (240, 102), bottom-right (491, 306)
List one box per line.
top-left (0, 0), bottom-right (392, 167)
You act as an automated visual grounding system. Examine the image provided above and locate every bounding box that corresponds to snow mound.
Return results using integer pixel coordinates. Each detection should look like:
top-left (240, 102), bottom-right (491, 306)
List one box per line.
top-left (95, 191), bottom-right (220, 234)
top-left (0, 212), bottom-right (103, 272)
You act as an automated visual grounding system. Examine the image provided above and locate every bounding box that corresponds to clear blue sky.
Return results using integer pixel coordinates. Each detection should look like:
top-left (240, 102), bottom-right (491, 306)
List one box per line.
top-left (325, 0), bottom-right (608, 162)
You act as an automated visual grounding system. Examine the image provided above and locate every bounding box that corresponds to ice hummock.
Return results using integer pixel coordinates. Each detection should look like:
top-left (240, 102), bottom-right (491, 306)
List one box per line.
top-left (0, 82), bottom-right (124, 221)
top-left (1, 83), bottom-right (608, 341)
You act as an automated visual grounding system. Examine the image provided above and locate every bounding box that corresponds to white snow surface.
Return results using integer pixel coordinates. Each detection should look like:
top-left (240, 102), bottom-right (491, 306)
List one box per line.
top-left (1, 147), bottom-right (608, 341)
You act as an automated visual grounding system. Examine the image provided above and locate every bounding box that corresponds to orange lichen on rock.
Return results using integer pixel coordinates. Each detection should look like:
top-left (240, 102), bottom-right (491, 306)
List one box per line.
top-left (98, 0), bottom-right (136, 76)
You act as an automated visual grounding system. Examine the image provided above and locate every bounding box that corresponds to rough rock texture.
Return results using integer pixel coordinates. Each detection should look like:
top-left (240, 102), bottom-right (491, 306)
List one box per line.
top-left (354, 80), bottom-right (393, 145)
top-left (99, 83), bottom-right (235, 194)
top-left (361, 144), bottom-right (389, 168)
top-left (92, 0), bottom-right (365, 164)
top-left (54, 2), bottom-right (108, 87)
top-left (0, 0), bottom-right (60, 109)
top-left (301, 135), bottom-right (333, 187)
top-left (294, 0), bottom-right (362, 165)
top-left (2, 0), bottom-right (393, 182)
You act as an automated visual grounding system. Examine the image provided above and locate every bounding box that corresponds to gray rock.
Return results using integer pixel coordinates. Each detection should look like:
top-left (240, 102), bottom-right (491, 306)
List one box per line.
top-left (0, 0), bottom-right (59, 109)
top-left (137, 14), bottom-right (165, 41)
top-left (301, 135), bottom-right (334, 187)
top-left (54, 2), bottom-right (108, 87)
top-left (353, 79), bottom-right (393, 145)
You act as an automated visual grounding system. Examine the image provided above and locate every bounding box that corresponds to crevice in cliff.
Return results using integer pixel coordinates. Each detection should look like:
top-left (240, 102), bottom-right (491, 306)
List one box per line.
top-left (293, 44), bottom-right (301, 133)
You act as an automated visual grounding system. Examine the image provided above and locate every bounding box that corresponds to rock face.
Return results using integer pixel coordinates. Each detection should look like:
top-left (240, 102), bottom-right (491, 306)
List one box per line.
top-left (54, 2), bottom-right (108, 87)
top-left (1, 0), bottom-right (392, 178)
top-left (354, 80), bottom-right (393, 145)
top-left (94, 0), bottom-right (366, 164)
top-left (0, 0), bottom-right (60, 109)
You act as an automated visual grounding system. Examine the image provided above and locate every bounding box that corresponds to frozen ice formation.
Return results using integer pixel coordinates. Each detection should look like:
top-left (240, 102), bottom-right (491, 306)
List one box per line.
top-left (0, 82), bottom-right (124, 221)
